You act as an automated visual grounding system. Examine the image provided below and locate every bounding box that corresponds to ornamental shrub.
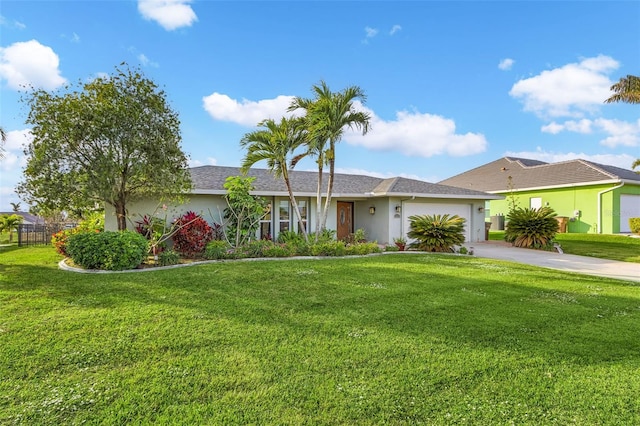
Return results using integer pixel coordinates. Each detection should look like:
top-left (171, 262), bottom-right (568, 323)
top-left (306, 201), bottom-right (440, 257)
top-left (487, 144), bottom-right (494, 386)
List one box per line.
top-left (310, 240), bottom-right (347, 256)
top-left (204, 240), bottom-right (232, 260)
top-left (630, 217), bottom-right (640, 234)
top-left (51, 212), bottom-right (104, 256)
top-left (172, 211), bottom-right (217, 257)
top-left (157, 249), bottom-right (180, 266)
top-left (66, 231), bottom-right (148, 270)
top-left (505, 207), bottom-right (558, 249)
top-left (407, 214), bottom-right (466, 252)
top-left (345, 242), bottom-right (381, 256)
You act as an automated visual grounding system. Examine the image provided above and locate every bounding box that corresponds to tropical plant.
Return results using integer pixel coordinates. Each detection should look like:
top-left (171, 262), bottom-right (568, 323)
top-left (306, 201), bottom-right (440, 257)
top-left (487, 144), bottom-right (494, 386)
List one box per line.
top-left (605, 75), bottom-right (639, 169)
top-left (240, 117), bottom-right (309, 241)
top-left (9, 202), bottom-right (21, 212)
top-left (0, 214), bottom-right (23, 243)
top-left (505, 206), bottom-right (559, 249)
top-left (0, 126), bottom-right (5, 160)
top-left (223, 176), bottom-right (269, 248)
top-left (288, 81), bottom-right (371, 238)
top-left (18, 63), bottom-right (192, 229)
top-left (407, 214), bottom-right (466, 252)
top-left (172, 211), bottom-right (217, 257)
top-left (629, 217), bottom-right (640, 234)
top-left (605, 74), bottom-right (640, 104)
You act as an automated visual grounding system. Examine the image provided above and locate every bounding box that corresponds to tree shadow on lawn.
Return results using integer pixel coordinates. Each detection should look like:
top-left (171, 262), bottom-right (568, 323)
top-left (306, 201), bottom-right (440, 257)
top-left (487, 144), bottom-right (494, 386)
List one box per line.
top-left (3, 255), bottom-right (640, 367)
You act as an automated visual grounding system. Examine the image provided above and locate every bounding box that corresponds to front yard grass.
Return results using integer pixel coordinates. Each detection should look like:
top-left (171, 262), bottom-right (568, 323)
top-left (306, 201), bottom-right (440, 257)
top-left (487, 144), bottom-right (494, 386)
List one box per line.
top-left (490, 231), bottom-right (640, 263)
top-left (2, 246), bottom-right (640, 424)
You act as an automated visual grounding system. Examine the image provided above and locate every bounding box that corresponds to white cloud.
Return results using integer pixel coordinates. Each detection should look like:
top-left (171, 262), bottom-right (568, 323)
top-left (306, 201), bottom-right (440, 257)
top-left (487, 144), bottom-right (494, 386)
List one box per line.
top-left (203, 94), bottom-right (487, 158)
top-left (202, 92), bottom-right (298, 127)
top-left (138, 0), bottom-right (197, 31)
top-left (365, 26), bottom-right (378, 38)
top-left (498, 58), bottom-right (514, 71)
top-left (505, 147), bottom-right (637, 171)
top-left (1, 129), bottom-right (31, 174)
top-left (541, 118), bottom-right (640, 147)
top-left (345, 103), bottom-right (487, 158)
top-left (389, 25), bottom-right (402, 35)
top-left (541, 119), bottom-right (593, 135)
top-left (509, 55), bottom-right (619, 118)
top-left (138, 53), bottom-right (159, 68)
top-left (0, 40), bottom-right (66, 90)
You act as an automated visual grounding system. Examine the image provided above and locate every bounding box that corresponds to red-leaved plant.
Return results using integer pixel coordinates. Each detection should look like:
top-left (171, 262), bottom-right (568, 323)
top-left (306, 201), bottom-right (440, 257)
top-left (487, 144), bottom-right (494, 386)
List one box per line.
top-left (171, 211), bottom-right (217, 257)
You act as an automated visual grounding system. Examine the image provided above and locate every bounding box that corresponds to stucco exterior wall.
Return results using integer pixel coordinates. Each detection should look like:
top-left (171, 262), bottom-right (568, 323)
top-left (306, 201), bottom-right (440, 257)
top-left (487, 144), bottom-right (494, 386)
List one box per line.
top-left (486, 183), bottom-right (640, 234)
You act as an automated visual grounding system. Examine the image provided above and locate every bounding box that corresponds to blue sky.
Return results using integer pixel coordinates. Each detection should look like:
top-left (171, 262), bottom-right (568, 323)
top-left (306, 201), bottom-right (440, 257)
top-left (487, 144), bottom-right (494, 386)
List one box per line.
top-left (1, 0), bottom-right (639, 212)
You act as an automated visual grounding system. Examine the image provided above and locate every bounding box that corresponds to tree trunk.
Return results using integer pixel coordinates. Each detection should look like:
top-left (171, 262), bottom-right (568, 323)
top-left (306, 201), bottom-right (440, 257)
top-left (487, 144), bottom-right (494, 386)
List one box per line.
top-left (114, 200), bottom-right (127, 230)
top-left (320, 142), bottom-right (336, 232)
top-left (284, 173), bottom-right (308, 242)
top-left (315, 159), bottom-right (324, 242)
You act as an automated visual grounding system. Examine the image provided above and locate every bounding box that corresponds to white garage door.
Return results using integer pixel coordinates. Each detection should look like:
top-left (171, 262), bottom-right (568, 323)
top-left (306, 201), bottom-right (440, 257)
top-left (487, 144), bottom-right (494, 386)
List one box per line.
top-left (403, 202), bottom-right (472, 242)
top-left (620, 195), bottom-right (640, 233)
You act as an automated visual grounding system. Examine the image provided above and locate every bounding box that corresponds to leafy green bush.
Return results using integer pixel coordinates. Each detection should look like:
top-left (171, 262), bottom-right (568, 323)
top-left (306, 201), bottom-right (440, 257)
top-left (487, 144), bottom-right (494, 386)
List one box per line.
top-left (242, 239), bottom-right (276, 257)
top-left (384, 244), bottom-right (400, 252)
top-left (310, 240), bottom-right (347, 256)
top-left (407, 214), bottom-right (466, 252)
top-left (157, 249), bottom-right (180, 267)
top-left (204, 240), bottom-right (233, 260)
top-left (505, 207), bottom-right (559, 248)
top-left (262, 242), bottom-right (296, 258)
top-left (630, 217), bottom-right (640, 234)
top-left (66, 231), bottom-right (148, 270)
top-left (345, 242), bottom-right (381, 255)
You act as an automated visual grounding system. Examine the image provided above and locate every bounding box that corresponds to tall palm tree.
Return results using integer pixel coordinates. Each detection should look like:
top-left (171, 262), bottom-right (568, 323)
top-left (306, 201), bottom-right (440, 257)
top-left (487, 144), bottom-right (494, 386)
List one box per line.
top-left (605, 75), bottom-right (640, 104)
top-left (632, 158), bottom-right (640, 175)
top-left (240, 117), bottom-right (309, 241)
top-left (298, 81), bottom-right (371, 232)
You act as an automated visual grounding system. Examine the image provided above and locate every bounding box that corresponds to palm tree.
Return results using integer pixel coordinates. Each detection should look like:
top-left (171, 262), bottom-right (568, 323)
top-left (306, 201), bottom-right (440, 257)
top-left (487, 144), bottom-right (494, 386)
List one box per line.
top-left (0, 126), bottom-right (6, 160)
top-left (605, 75), bottom-right (640, 173)
top-left (240, 117), bottom-right (309, 241)
top-left (289, 81), bottom-right (371, 235)
top-left (0, 214), bottom-right (23, 243)
top-left (605, 75), bottom-right (640, 104)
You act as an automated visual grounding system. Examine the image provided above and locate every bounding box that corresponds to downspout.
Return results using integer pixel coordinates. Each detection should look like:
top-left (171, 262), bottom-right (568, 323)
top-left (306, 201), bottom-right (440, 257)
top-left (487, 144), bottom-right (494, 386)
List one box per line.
top-left (597, 182), bottom-right (624, 234)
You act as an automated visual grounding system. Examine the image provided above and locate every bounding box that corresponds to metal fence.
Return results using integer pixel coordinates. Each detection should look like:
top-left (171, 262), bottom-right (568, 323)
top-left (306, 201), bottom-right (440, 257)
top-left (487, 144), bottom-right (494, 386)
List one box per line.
top-left (17, 223), bottom-right (67, 247)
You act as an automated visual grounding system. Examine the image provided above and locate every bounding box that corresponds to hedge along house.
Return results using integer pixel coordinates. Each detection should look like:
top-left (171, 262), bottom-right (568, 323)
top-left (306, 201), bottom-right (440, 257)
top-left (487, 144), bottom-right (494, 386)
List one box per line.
top-left (439, 157), bottom-right (640, 234)
top-left (104, 166), bottom-right (501, 244)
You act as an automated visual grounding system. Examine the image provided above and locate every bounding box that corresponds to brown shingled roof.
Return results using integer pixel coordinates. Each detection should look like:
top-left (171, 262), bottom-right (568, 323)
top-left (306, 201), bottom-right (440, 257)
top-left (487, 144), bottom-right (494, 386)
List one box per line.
top-left (438, 157), bottom-right (640, 192)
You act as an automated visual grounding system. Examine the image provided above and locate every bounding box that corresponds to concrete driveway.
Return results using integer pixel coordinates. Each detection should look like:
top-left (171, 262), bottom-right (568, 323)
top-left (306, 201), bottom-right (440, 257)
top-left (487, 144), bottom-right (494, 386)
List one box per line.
top-left (468, 241), bottom-right (640, 283)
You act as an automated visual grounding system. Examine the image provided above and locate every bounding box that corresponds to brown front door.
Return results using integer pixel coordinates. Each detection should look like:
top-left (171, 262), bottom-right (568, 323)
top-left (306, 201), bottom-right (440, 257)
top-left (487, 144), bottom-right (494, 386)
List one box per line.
top-left (336, 201), bottom-right (353, 241)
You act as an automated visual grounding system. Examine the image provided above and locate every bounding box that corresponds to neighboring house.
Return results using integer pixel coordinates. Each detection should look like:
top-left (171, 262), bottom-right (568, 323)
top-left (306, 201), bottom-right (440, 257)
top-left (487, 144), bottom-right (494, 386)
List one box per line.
top-left (0, 211), bottom-right (45, 226)
top-left (104, 166), bottom-right (502, 244)
top-left (439, 157), bottom-right (640, 234)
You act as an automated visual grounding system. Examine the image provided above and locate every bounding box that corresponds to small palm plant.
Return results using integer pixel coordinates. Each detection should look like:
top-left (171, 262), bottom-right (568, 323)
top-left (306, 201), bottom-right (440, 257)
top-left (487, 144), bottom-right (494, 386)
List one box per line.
top-left (505, 207), bottom-right (559, 249)
top-left (407, 214), bottom-right (466, 252)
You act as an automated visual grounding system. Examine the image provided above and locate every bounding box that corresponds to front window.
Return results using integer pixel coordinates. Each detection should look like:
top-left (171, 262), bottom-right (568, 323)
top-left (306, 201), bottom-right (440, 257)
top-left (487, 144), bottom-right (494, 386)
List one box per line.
top-left (279, 200), bottom-right (290, 233)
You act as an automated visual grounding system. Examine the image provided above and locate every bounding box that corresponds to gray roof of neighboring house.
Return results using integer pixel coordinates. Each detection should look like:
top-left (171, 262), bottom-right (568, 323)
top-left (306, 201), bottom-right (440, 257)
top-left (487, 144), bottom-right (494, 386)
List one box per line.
top-left (438, 157), bottom-right (640, 192)
top-left (190, 166), bottom-right (501, 200)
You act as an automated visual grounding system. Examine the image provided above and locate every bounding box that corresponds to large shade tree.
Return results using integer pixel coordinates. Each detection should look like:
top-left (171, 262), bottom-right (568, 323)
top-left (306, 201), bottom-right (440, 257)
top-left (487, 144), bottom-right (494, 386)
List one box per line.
top-left (240, 117), bottom-right (309, 241)
top-left (18, 64), bottom-right (192, 230)
top-left (605, 74), bottom-right (640, 172)
top-left (289, 81), bottom-right (371, 236)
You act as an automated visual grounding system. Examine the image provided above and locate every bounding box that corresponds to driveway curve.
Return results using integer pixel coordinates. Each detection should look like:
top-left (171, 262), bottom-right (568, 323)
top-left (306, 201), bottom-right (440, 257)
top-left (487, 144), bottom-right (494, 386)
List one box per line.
top-left (469, 241), bottom-right (640, 283)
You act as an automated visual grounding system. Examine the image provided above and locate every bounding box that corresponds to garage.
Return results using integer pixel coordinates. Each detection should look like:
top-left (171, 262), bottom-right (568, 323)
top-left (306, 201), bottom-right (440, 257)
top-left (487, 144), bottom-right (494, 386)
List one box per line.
top-left (620, 194), bottom-right (640, 233)
top-left (403, 202), bottom-right (473, 242)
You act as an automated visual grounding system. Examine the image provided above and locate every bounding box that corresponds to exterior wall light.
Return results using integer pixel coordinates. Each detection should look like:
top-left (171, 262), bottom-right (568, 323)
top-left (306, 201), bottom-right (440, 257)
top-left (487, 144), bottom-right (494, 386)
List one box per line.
top-left (369, 206), bottom-right (376, 215)
top-left (478, 207), bottom-right (485, 213)
top-left (395, 205), bottom-right (402, 214)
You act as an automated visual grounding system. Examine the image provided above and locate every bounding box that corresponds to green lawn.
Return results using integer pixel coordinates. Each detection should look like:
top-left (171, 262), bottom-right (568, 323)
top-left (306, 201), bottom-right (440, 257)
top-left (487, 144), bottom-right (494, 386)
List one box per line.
top-left (489, 231), bottom-right (640, 263)
top-left (2, 246), bottom-right (640, 424)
